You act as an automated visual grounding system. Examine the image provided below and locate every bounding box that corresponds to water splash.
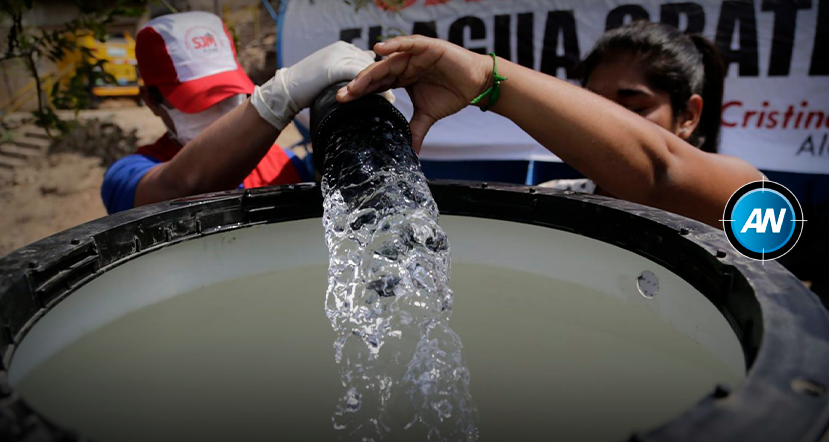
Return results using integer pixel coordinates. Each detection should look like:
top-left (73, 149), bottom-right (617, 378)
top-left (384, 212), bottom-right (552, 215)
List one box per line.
top-left (321, 117), bottom-right (478, 441)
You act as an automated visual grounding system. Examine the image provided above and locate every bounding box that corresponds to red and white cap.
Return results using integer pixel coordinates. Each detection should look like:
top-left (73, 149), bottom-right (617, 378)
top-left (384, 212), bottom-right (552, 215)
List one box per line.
top-left (136, 11), bottom-right (254, 113)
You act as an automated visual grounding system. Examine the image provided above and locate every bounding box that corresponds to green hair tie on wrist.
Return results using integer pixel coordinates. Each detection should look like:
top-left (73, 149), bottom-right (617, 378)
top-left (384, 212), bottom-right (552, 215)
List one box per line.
top-left (470, 53), bottom-right (507, 112)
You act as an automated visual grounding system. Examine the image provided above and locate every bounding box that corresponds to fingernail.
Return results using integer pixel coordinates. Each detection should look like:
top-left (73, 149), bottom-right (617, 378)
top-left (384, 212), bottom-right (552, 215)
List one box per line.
top-left (347, 78), bottom-right (356, 88)
top-left (375, 41), bottom-right (386, 47)
top-left (337, 87), bottom-right (347, 97)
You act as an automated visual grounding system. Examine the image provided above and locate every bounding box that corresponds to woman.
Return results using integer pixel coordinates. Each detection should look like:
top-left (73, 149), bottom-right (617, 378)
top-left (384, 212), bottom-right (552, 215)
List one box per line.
top-left (337, 22), bottom-right (763, 227)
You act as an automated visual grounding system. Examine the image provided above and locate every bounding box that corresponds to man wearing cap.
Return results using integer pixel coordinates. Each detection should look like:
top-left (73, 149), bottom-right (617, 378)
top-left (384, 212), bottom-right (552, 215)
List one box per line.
top-left (102, 11), bottom-right (375, 213)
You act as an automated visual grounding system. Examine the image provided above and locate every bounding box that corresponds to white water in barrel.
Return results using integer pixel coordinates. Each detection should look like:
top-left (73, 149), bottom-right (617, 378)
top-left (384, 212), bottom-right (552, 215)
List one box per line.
top-left (321, 138), bottom-right (477, 441)
top-left (14, 263), bottom-right (743, 442)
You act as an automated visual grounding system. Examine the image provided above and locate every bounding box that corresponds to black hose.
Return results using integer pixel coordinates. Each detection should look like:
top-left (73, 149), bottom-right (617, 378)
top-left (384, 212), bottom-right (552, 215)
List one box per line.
top-left (310, 83), bottom-right (418, 207)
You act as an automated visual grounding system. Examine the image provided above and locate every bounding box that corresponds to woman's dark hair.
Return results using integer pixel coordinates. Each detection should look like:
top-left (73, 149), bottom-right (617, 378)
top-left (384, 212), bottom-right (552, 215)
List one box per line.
top-left (579, 21), bottom-right (725, 153)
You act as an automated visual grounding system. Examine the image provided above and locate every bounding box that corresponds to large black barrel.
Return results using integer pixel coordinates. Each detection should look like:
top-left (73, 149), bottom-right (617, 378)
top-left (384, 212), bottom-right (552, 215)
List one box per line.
top-left (0, 91), bottom-right (828, 442)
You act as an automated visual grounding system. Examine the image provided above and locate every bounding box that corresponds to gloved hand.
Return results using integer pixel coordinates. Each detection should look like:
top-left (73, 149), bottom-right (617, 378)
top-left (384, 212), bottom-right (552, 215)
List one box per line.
top-left (251, 41), bottom-right (393, 131)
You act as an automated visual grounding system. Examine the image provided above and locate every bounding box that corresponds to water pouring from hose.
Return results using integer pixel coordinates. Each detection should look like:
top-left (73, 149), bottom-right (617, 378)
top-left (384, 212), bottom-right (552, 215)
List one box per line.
top-left (312, 83), bottom-right (479, 441)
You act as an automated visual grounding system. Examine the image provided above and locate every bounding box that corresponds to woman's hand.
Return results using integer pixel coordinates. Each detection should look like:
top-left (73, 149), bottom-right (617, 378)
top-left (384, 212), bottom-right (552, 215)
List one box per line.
top-left (337, 35), bottom-right (492, 152)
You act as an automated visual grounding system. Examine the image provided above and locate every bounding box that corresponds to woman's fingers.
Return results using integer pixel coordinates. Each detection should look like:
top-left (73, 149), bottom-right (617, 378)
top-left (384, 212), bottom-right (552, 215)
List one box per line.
top-left (371, 75), bottom-right (398, 96)
top-left (337, 35), bottom-right (444, 103)
top-left (337, 52), bottom-right (411, 102)
top-left (359, 52), bottom-right (411, 90)
top-left (373, 35), bottom-right (429, 56)
top-left (374, 35), bottom-right (422, 55)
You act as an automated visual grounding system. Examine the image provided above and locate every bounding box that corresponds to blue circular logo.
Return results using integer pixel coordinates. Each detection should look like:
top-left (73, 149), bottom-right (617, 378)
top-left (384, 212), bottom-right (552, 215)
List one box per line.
top-left (722, 181), bottom-right (804, 261)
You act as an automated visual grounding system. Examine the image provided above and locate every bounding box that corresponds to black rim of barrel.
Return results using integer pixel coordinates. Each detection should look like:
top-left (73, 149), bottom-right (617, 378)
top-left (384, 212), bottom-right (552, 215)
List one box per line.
top-left (0, 182), bottom-right (827, 441)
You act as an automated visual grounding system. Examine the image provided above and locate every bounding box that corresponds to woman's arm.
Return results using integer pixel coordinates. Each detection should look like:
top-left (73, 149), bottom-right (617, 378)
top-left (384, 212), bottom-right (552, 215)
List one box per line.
top-left (339, 36), bottom-right (761, 227)
top-left (490, 61), bottom-right (761, 227)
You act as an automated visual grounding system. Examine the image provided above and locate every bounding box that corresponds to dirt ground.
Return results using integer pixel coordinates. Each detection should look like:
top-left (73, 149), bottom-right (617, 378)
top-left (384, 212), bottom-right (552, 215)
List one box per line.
top-left (0, 106), bottom-right (164, 257)
top-left (0, 153), bottom-right (107, 256)
top-left (0, 104), bottom-right (303, 258)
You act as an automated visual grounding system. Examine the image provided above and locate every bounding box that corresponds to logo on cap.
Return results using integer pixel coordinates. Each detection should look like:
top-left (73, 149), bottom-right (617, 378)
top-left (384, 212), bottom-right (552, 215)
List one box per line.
top-left (721, 180), bottom-right (806, 262)
top-left (184, 26), bottom-right (224, 59)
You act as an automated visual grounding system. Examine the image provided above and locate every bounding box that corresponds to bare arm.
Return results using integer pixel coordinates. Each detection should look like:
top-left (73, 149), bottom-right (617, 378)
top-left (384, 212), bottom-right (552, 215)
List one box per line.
top-left (490, 61), bottom-right (761, 227)
top-left (133, 41), bottom-right (378, 208)
top-left (339, 36), bottom-right (761, 227)
top-left (135, 100), bottom-right (279, 206)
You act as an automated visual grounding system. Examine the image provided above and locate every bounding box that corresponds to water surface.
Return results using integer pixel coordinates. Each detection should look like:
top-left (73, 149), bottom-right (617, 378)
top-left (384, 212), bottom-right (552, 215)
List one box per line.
top-left (15, 263), bottom-right (742, 442)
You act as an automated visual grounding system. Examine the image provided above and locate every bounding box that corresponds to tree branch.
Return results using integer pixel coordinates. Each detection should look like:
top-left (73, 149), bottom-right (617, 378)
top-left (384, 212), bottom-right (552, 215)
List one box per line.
top-left (24, 49), bottom-right (53, 137)
top-left (0, 50), bottom-right (33, 62)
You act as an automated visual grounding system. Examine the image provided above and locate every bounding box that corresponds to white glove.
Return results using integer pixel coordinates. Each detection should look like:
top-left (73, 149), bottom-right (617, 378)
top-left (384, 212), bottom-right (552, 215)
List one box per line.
top-left (251, 41), bottom-right (393, 131)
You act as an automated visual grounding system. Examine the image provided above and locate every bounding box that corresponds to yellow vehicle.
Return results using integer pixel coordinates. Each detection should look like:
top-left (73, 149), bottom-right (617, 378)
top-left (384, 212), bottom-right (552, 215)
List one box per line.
top-left (57, 31), bottom-right (141, 107)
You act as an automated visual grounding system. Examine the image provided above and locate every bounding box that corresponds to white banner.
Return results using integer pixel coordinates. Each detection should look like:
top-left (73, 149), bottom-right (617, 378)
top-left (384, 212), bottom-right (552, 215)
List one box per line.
top-left (279, 0), bottom-right (829, 174)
